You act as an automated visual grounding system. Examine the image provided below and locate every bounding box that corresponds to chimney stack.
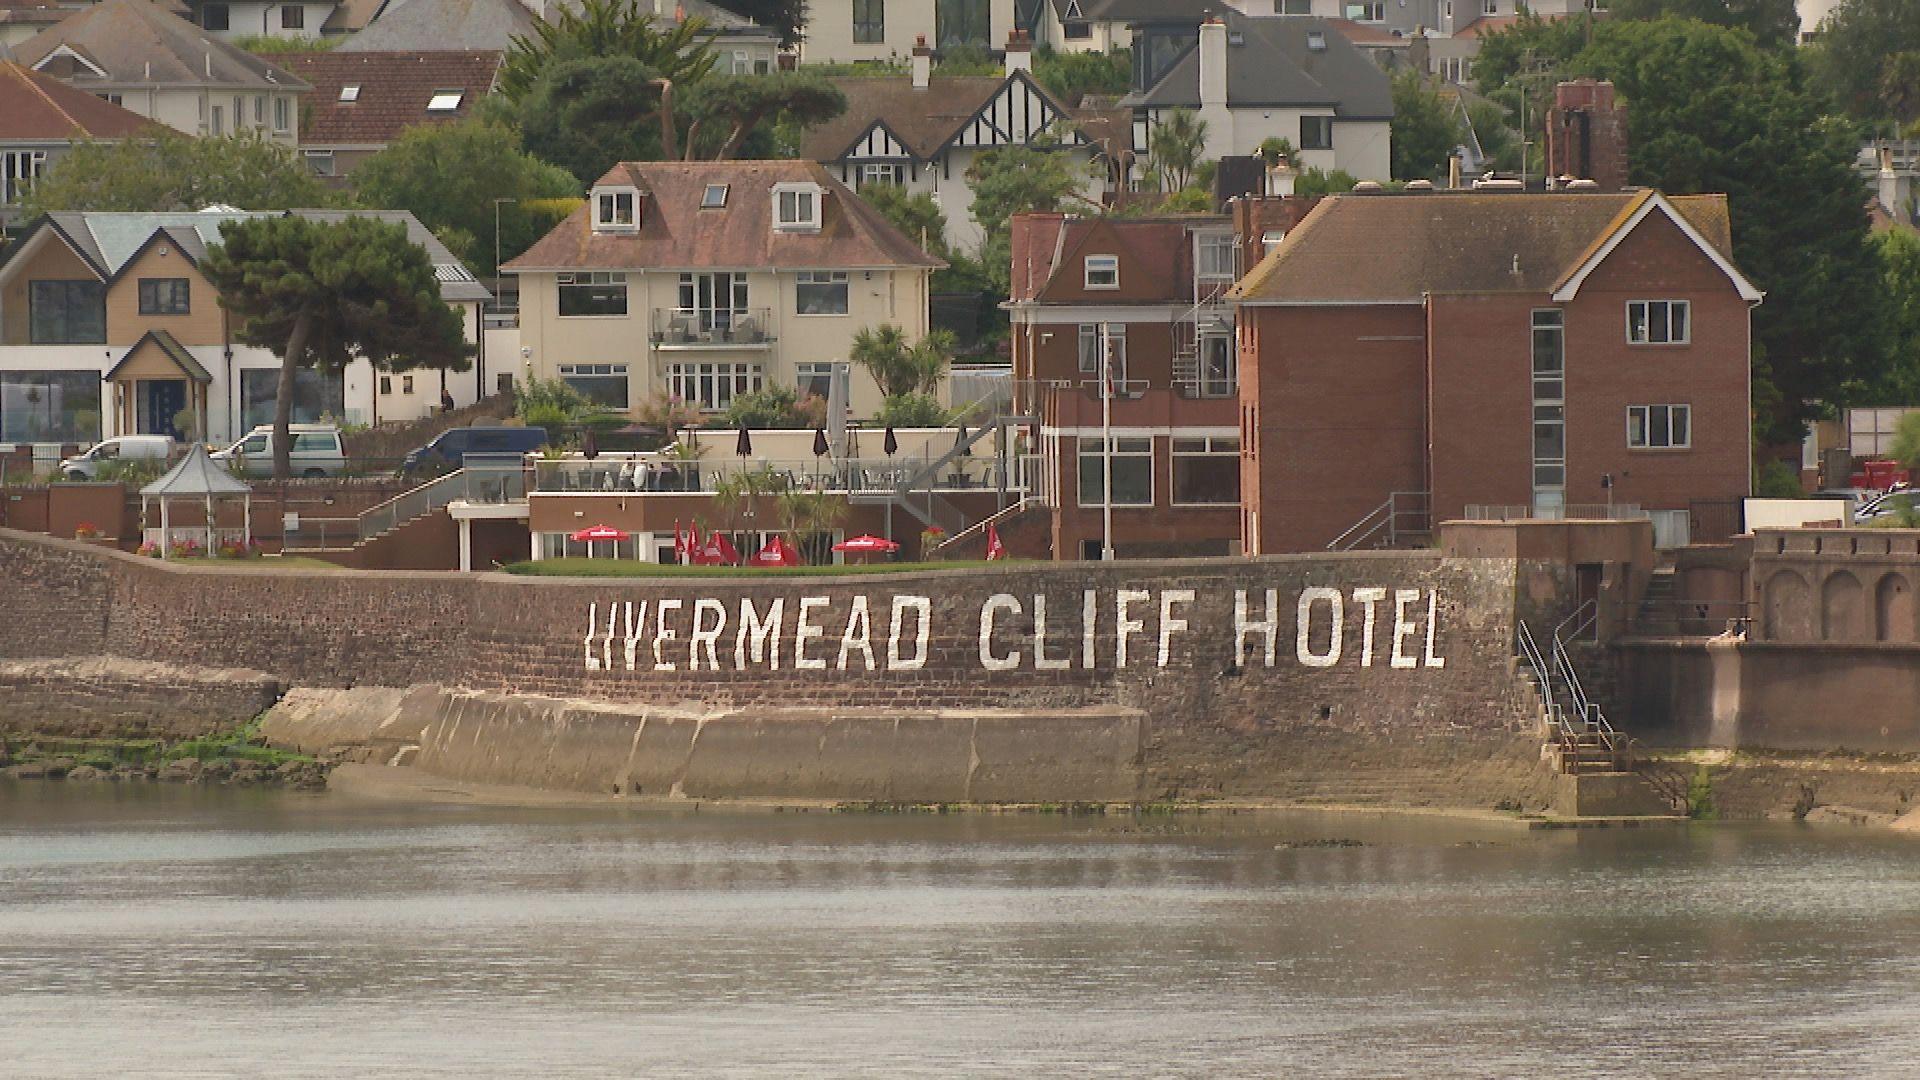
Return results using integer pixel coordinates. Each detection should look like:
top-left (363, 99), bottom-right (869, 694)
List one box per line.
top-left (1198, 17), bottom-right (1227, 110)
top-left (1004, 28), bottom-right (1032, 76)
top-left (1544, 79), bottom-right (1629, 191)
top-left (911, 35), bottom-right (932, 89)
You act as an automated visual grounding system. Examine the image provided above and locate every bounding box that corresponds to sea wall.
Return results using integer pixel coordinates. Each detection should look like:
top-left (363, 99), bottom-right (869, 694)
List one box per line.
top-left (0, 657), bottom-right (284, 740)
top-left (0, 528), bottom-right (1550, 801)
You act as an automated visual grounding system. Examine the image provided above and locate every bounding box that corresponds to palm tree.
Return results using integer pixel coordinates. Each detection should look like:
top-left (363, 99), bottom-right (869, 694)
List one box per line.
top-left (850, 325), bottom-right (954, 399)
top-left (1149, 108), bottom-right (1210, 193)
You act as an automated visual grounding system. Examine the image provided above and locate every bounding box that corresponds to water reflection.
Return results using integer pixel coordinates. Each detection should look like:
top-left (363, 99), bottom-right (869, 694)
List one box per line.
top-left (2, 783), bottom-right (1919, 1077)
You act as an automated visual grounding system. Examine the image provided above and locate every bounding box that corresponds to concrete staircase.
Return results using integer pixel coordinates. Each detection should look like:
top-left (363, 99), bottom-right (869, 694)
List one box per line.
top-left (1633, 567), bottom-right (1680, 635)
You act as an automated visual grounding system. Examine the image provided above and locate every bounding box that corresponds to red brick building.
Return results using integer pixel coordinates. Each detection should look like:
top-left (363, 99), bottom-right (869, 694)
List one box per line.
top-left (1008, 213), bottom-right (1243, 560)
top-left (1230, 189), bottom-right (1762, 554)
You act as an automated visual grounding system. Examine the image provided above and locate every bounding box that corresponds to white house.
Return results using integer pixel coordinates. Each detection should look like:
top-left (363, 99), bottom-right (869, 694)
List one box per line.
top-left (800, 0), bottom-right (1021, 64)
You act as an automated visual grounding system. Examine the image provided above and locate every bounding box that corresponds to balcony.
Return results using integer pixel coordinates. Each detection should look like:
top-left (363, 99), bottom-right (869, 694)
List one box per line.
top-left (531, 451), bottom-right (1037, 496)
top-left (649, 307), bottom-right (775, 349)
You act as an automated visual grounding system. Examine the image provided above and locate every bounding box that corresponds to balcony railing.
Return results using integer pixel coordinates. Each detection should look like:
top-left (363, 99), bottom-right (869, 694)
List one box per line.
top-left (532, 452), bottom-right (1039, 496)
top-left (649, 307), bottom-right (775, 347)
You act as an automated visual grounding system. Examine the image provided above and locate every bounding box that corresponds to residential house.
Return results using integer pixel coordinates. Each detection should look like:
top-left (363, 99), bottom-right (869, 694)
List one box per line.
top-left (1007, 212), bottom-right (1243, 559)
top-left (340, 0), bottom-right (780, 67)
top-left (1426, 4), bottom-right (1593, 84)
top-left (258, 50), bottom-right (503, 179)
top-left (16, 0), bottom-right (308, 145)
top-left (800, 0), bottom-right (1020, 63)
top-left (1121, 13), bottom-right (1393, 185)
top-left (179, 0), bottom-right (339, 43)
top-left (1, 61), bottom-right (158, 230)
top-left (1230, 189), bottom-right (1761, 554)
top-left (799, 34), bottom-right (1102, 251)
top-left (0, 209), bottom-right (490, 448)
top-left (504, 160), bottom-right (943, 421)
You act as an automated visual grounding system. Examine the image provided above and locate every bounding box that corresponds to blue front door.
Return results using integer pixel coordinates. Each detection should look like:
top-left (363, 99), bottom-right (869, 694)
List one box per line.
top-left (141, 380), bottom-right (186, 436)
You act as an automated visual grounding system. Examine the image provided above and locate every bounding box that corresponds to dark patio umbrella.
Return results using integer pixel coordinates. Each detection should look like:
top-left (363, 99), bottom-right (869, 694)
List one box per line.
top-left (812, 427), bottom-right (830, 458)
top-left (581, 427), bottom-right (599, 460)
top-left (735, 424), bottom-right (753, 457)
top-left (953, 423), bottom-right (970, 457)
top-left (883, 426), bottom-right (899, 457)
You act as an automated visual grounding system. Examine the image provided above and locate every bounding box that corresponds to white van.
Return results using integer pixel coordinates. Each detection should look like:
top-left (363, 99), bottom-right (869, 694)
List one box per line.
top-left (60, 435), bottom-right (178, 481)
top-left (211, 425), bottom-right (348, 478)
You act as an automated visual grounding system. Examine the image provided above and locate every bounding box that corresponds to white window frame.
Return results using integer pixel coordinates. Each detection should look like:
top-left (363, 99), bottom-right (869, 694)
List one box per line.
top-left (1196, 232), bottom-right (1235, 281)
top-left (1077, 323), bottom-right (1125, 377)
top-left (667, 361), bottom-right (764, 412)
top-left (1626, 299), bottom-right (1691, 345)
top-left (795, 270), bottom-right (849, 316)
top-left (1481, 0), bottom-right (1497, 14)
top-left (304, 149), bottom-right (335, 177)
top-left (557, 362), bottom-right (631, 408)
top-left (1260, 229), bottom-right (1286, 256)
top-left (426, 89), bottom-right (463, 112)
top-left (273, 96), bottom-right (291, 134)
top-left (2, 149), bottom-right (47, 207)
top-left (1196, 334), bottom-right (1235, 397)
top-left (773, 182), bottom-right (822, 231)
top-left (796, 361), bottom-right (836, 401)
top-left (1628, 404), bottom-right (1692, 449)
top-left (858, 163), bottom-right (903, 188)
top-left (593, 188), bottom-right (638, 231)
top-left (1345, 1), bottom-right (1385, 20)
top-left (1084, 254), bottom-right (1119, 289)
top-left (1171, 435), bottom-right (1240, 506)
top-left (1275, 0), bottom-right (1310, 13)
top-left (701, 183), bottom-right (728, 208)
top-left (557, 271), bottom-right (629, 318)
top-left (1076, 435), bottom-right (1154, 507)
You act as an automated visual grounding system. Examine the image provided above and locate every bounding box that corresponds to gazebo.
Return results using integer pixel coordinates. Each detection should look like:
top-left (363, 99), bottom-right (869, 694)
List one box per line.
top-left (140, 444), bottom-right (252, 558)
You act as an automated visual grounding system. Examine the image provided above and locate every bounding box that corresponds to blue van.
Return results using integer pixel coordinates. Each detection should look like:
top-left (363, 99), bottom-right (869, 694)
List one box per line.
top-left (401, 426), bottom-right (548, 477)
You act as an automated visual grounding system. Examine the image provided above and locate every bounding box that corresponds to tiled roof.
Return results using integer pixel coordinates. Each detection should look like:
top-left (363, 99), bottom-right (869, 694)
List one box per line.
top-left (1453, 15), bottom-right (1523, 39)
top-left (0, 60), bottom-right (158, 141)
top-left (0, 0), bottom-right (70, 31)
top-left (258, 50), bottom-right (500, 146)
top-left (1120, 14), bottom-right (1393, 119)
top-left (340, 0), bottom-right (536, 52)
top-left (15, 0), bottom-right (306, 91)
top-left (799, 75), bottom-right (1016, 161)
top-left (1230, 191), bottom-right (1740, 304)
top-left (19, 209), bottom-right (490, 302)
top-left (505, 160), bottom-right (943, 272)
top-left (1010, 213), bottom-right (1225, 304)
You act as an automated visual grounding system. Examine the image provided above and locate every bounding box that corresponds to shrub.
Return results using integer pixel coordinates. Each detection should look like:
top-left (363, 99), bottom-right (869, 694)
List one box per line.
top-left (137, 541), bottom-right (161, 558)
top-left (875, 393), bottom-right (950, 428)
top-left (167, 538), bottom-right (203, 559)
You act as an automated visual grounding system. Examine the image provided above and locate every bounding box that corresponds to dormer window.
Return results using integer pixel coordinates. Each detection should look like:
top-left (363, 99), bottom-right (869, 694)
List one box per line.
top-left (1085, 254), bottom-right (1119, 289)
top-left (702, 184), bottom-right (729, 209)
top-left (593, 188), bottom-right (638, 231)
top-left (772, 182), bottom-right (822, 232)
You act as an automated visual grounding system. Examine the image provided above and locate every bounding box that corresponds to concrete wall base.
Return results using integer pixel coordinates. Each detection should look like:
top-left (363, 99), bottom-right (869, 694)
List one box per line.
top-left (1551, 770), bottom-right (1677, 817)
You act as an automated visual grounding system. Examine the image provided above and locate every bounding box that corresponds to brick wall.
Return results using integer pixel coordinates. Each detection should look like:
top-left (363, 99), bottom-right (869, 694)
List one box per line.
top-left (0, 658), bottom-right (284, 740)
top-left (0, 528), bottom-right (1542, 797)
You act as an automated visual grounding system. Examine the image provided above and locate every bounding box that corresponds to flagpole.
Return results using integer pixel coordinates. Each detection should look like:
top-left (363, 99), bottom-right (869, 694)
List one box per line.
top-left (1100, 320), bottom-right (1115, 561)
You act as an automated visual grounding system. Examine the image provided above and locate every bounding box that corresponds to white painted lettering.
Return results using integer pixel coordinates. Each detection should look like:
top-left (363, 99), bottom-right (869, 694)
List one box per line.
top-left (1235, 588), bottom-right (1279, 668)
top-left (1296, 587), bottom-right (1343, 668)
top-left (652, 598), bottom-right (683, 671)
top-left (689, 598), bottom-right (726, 671)
top-left (888, 595), bottom-right (931, 670)
top-left (1390, 589), bottom-right (1420, 669)
top-left (1424, 590), bottom-right (1447, 668)
top-left (584, 602), bottom-right (600, 671)
top-left (1032, 593), bottom-right (1071, 670)
top-left (980, 593), bottom-right (1021, 671)
top-left (1081, 589), bottom-right (1098, 670)
top-left (794, 596), bottom-right (829, 671)
top-left (1351, 587), bottom-right (1386, 667)
top-left (736, 596), bottom-right (784, 670)
top-left (1115, 589), bottom-right (1149, 668)
top-left (623, 600), bottom-right (647, 671)
top-left (1158, 589), bottom-right (1193, 668)
top-left (837, 595), bottom-right (876, 671)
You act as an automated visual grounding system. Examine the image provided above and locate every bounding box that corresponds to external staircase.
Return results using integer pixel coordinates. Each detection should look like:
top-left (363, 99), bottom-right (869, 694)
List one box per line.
top-left (1327, 491), bottom-right (1432, 551)
top-left (1632, 567), bottom-right (1681, 635)
top-left (289, 457), bottom-right (526, 558)
top-left (848, 412), bottom-right (1036, 536)
top-left (1516, 600), bottom-right (1683, 815)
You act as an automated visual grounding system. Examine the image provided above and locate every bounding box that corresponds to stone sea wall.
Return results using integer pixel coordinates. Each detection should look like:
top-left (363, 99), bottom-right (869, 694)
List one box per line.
top-left (0, 529), bottom-right (1549, 802)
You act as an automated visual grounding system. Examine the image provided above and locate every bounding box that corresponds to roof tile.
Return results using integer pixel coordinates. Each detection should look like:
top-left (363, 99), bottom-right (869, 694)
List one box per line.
top-left (258, 50), bottom-right (501, 146)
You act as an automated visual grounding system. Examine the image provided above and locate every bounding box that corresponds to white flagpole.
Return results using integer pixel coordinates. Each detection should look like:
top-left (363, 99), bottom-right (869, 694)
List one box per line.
top-left (1100, 320), bottom-right (1115, 561)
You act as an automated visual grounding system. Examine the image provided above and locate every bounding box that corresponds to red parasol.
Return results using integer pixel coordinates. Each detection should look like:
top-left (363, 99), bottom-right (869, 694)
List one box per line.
top-left (832, 534), bottom-right (900, 554)
top-left (570, 524), bottom-right (630, 542)
top-left (747, 535), bottom-right (805, 566)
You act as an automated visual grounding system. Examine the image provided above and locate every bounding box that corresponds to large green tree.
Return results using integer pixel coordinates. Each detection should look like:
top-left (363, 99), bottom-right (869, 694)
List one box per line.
top-left (1147, 108), bottom-right (1208, 192)
top-left (351, 120), bottom-right (579, 269)
top-left (1807, 0), bottom-right (1920, 122)
top-left (20, 130), bottom-right (336, 216)
top-left (1477, 16), bottom-right (1886, 442)
top-left (858, 183), bottom-right (949, 257)
top-left (966, 144), bottom-right (1098, 291)
top-left (500, 0), bottom-right (716, 101)
top-left (1863, 228), bottom-right (1920, 404)
top-left (1033, 45), bottom-right (1130, 106)
top-left (202, 216), bottom-right (470, 478)
top-left (680, 71), bottom-right (846, 158)
top-left (709, 0), bottom-right (807, 47)
top-left (1606, 0), bottom-right (1800, 50)
top-left (1390, 70), bottom-right (1463, 181)
top-left (515, 57), bottom-right (673, 185)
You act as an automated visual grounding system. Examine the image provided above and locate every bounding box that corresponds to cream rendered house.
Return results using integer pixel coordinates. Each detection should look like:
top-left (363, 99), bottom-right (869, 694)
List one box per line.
top-left (800, 0), bottom-right (1020, 63)
top-left (505, 161), bottom-right (944, 420)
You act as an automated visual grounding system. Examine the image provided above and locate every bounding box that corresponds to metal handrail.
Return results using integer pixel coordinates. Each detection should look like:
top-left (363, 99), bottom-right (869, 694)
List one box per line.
top-left (1329, 496), bottom-right (1393, 551)
top-left (929, 496), bottom-right (1045, 556)
top-left (357, 459), bottom-right (526, 541)
top-left (1327, 491), bottom-right (1430, 551)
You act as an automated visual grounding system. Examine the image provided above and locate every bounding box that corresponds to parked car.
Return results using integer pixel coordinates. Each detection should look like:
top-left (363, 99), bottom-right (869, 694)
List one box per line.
top-left (59, 435), bottom-right (178, 481)
top-left (400, 425), bottom-right (548, 478)
top-left (211, 425), bottom-right (347, 478)
top-left (1858, 489), bottom-right (1920, 522)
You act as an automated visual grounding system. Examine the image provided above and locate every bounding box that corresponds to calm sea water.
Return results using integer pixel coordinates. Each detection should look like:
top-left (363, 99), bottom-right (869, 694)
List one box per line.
top-left (3, 782), bottom-right (1920, 1078)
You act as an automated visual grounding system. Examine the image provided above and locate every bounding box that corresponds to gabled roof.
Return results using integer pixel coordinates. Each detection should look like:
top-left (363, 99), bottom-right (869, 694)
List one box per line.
top-left (1230, 190), bottom-right (1755, 305)
top-left (258, 50), bottom-right (500, 146)
top-left (504, 160), bottom-right (943, 272)
top-left (106, 329), bottom-right (213, 383)
top-left (0, 60), bottom-right (159, 142)
top-left (340, 0), bottom-right (537, 52)
top-left (1120, 14), bottom-right (1392, 119)
top-left (1078, 0), bottom-right (1212, 24)
top-left (799, 69), bottom-right (1084, 163)
top-left (16, 0), bottom-right (307, 91)
top-left (142, 443), bottom-right (251, 497)
top-left (1010, 212), bottom-right (1227, 304)
top-left (6, 209), bottom-right (490, 302)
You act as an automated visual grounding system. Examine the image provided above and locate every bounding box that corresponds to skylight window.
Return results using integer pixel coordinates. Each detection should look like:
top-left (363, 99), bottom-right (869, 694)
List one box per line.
top-left (426, 90), bottom-right (463, 112)
top-left (702, 184), bottom-right (729, 209)
top-left (339, 85), bottom-right (360, 103)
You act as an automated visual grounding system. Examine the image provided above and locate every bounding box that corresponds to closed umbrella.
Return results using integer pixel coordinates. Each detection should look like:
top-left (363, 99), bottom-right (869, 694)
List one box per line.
top-left (735, 424), bottom-right (753, 458)
top-left (812, 427), bottom-right (829, 457)
top-left (883, 426), bottom-right (899, 457)
top-left (581, 427), bottom-right (599, 460)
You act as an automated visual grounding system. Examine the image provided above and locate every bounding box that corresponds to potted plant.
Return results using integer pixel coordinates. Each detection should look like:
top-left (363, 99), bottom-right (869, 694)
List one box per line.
top-left (72, 522), bottom-right (100, 540)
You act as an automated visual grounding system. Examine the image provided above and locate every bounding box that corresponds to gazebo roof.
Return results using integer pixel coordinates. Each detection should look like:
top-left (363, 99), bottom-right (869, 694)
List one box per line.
top-left (140, 443), bottom-right (251, 497)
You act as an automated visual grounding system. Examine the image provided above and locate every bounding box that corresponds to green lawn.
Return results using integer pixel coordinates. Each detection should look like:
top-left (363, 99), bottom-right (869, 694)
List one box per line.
top-left (501, 558), bottom-right (1010, 577)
